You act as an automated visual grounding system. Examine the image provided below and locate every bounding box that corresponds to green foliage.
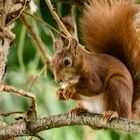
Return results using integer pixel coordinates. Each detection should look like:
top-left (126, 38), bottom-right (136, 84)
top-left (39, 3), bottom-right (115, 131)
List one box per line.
top-left (2, 0), bottom-right (140, 139)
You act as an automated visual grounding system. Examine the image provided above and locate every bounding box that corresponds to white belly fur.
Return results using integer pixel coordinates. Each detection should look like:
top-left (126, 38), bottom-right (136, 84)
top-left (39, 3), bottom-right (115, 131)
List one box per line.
top-left (61, 83), bottom-right (69, 89)
top-left (80, 93), bottom-right (105, 114)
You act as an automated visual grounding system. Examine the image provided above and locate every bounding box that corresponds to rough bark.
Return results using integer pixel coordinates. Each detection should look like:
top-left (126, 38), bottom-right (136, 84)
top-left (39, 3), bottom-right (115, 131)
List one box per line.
top-left (0, 0), bottom-right (25, 82)
top-left (0, 113), bottom-right (140, 139)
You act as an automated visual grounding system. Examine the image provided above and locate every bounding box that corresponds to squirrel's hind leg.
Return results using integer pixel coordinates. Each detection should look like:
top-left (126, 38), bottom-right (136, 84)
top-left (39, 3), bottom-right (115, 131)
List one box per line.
top-left (104, 75), bottom-right (133, 120)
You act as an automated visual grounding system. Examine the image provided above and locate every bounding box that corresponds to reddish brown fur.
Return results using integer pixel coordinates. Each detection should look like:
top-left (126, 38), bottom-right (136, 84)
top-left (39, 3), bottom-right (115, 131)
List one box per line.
top-left (51, 38), bottom-right (134, 118)
top-left (51, 0), bottom-right (140, 119)
top-left (81, 0), bottom-right (140, 117)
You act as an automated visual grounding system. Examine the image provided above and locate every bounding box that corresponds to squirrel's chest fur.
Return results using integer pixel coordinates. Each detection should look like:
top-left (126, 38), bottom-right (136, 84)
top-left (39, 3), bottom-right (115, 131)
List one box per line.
top-left (80, 93), bottom-right (105, 114)
top-left (61, 76), bottom-right (105, 114)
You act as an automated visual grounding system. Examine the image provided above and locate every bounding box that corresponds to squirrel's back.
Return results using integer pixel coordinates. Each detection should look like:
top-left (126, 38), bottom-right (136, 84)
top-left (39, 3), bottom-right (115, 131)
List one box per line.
top-left (81, 0), bottom-right (140, 116)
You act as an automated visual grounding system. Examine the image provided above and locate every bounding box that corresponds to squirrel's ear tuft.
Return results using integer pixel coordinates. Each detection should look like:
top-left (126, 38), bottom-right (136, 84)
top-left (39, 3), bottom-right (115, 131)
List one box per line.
top-left (54, 40), bottom-right (63, 52)
top-left (68, 38), bottom-right (78, 54)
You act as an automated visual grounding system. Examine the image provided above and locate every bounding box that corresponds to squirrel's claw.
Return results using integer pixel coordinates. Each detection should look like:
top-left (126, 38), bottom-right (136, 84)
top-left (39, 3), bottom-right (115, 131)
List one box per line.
top-left (101, 111), bottom-right (119, 124)
top-left (70, 107), bottom-right (88, 116)
top-left (56, 86), bottom-right (76, 100)
top-left (63, 85), bottom-right (76, 100)
top-left (56, 88), bottom-right (66, 100)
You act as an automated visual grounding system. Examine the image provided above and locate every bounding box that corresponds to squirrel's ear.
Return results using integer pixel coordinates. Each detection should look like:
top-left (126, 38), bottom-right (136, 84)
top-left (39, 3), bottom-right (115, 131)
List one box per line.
top-left (54, 40), bottom-right (63, 52)
top-left (68, 38), bottom-right (78, 54)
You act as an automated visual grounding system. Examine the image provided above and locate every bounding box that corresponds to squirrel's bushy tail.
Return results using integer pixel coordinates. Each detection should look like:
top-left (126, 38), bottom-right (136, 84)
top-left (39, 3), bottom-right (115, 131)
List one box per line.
top-left (81, 0), bottom-right (140, 117)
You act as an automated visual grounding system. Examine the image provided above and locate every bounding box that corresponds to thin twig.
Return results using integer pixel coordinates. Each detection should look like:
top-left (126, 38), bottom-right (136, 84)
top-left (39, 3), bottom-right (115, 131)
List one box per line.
top-left (0, 111), bottom-right (24, 117)
top-left (45, 0), bottom-right (72, 38)
top-left (20, 14), bottom-right (52, 64)
top-left (28, 64), bottom-right (47, 91)
top-left (0, 83), bottom-right (37, 119)
top-left (35, 135), bottom-right (45, 140)
top-left (51, 0), bottom-right (85, 6)
top-left (6, 0), bottom-right (28, 26)
top-left (0, 113), bottom-right (140, 139)
top-left (24, 11), bottom-right (68, 39)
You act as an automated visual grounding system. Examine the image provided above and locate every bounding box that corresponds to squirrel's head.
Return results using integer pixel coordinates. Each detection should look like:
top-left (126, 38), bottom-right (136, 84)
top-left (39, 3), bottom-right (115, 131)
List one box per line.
top-left (51, 38), bottom-right (84, 84)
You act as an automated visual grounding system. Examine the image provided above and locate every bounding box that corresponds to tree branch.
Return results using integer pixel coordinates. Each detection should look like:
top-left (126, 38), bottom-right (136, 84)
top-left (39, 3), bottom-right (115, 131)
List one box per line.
top-left (45, 0), bottom-right (71, 38)
top-left (0, 113), bottom-right (140, 139)
top-left (20, 14), bottom-right (52, 64)
top-left (23, 11), bottom-right (68, 39)
top-left (0, 0), bottom-right (29, 84)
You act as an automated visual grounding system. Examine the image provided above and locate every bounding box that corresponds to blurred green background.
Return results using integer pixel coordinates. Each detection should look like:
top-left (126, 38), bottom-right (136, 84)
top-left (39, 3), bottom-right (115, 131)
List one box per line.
top-left (1, 0), bottom-right (140, 139)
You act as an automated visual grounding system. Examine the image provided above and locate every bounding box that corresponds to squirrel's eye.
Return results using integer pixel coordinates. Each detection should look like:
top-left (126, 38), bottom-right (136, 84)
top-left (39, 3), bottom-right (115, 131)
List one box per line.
top-left (63, 58), bottom-right (72, 67)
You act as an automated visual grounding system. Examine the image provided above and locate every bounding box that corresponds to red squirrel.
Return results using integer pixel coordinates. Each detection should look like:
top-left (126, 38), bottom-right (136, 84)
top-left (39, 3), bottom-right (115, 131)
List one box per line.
top-left (51, 0), bottom-right (140, 123)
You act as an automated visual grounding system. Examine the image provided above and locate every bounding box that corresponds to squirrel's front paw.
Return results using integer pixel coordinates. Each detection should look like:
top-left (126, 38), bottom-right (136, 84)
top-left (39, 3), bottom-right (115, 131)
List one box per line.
top-left (63, 85), bottom-right (76, 100)
top-left (56, 88), bottom-right (66, 100)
